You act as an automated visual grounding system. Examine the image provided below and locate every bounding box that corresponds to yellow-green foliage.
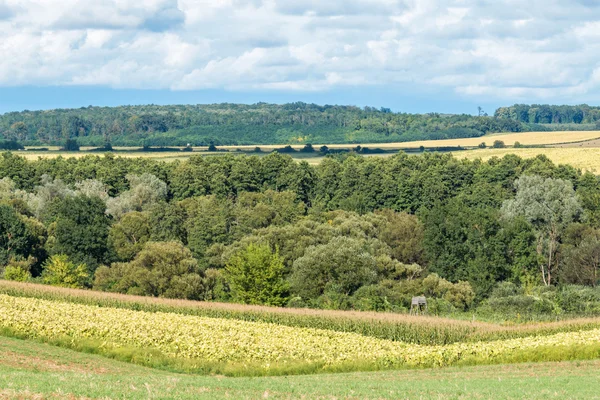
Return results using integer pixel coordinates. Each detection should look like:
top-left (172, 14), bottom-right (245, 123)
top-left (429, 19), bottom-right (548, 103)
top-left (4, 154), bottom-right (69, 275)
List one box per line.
top-left (41, 255), bottom-right (88, 288)
top-left (2, 293), bottom-right (600, 370)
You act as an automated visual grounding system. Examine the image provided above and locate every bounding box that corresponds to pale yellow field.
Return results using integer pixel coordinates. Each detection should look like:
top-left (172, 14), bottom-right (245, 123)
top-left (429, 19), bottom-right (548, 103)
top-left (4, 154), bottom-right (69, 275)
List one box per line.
top-left (218, 130), bottom-right (600, 150)
top-left (11, 131), bottom-right (600, 166)
top-left (455, 148), bottom-right (600, 173)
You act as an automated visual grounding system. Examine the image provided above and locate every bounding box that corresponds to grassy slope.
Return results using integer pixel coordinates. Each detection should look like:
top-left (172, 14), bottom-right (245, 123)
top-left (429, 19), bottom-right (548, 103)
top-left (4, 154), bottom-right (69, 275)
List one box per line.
top-left (1, 335), bottom-right (599, 400)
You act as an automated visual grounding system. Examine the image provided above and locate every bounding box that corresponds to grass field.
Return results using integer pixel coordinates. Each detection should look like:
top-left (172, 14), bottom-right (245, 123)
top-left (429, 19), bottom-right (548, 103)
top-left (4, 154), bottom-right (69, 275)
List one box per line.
top-left (455, 147), bottom-right (600, 172)
top-left (1, 335), bottom-right (599, 399)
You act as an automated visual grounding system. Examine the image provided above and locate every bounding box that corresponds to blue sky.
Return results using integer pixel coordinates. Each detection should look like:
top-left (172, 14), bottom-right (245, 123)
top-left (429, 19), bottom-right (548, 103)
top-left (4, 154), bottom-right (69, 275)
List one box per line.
top-left (1, 0), bottom-right (600, 114)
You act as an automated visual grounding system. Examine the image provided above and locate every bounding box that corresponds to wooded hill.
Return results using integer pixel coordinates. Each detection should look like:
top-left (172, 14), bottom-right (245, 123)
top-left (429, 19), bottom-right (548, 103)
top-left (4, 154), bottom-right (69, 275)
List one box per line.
top-left (0, 102), bottom-right (535, 147)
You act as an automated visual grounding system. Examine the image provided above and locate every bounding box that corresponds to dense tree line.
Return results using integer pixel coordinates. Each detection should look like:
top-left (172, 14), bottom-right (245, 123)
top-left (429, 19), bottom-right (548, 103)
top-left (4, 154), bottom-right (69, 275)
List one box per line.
top-left (2, 150), bottom-right (600, 315)
top-left (495, 104), bottom-right (600, 125)
top-left (0, 103), bottom-right (531, 147)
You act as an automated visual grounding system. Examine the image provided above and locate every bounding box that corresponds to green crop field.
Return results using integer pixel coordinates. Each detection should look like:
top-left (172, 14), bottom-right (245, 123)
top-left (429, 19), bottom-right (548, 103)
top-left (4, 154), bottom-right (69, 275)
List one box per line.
top-left (1, 335), bottom-right (600, 399)
top-left (2, 282), bottom-right (600, 399)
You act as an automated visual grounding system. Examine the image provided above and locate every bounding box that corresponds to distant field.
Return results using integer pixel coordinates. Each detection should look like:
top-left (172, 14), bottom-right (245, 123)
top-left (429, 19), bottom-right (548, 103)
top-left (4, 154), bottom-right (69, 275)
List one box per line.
top-left (218, 130), bottom-right (600, 150)
top-left (10, 131), bottom-right (600, 167)
top-left (1, 335), bottom-right (599, 399)
top-left (456, 148), bottom-right (600, 173)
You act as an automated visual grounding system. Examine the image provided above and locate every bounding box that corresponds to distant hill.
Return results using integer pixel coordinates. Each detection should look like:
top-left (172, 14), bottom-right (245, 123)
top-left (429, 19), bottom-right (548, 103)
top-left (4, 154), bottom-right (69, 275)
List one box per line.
top-left (0, 102), bottom-right (542, 147)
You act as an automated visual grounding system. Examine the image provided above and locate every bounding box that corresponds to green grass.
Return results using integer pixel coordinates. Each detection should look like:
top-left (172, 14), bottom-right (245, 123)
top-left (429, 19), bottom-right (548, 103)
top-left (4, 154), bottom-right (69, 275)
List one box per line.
top-left (1, 335), bottom-right (599, 399)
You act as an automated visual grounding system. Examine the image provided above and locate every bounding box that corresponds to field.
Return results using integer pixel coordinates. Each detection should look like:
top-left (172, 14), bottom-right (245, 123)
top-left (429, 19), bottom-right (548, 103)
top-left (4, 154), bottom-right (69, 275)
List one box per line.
top-left (219, 130), bottom-right (600, 150)
top-left (2, 281), bottom-right (600, 377)
top-left (10, 130), bottom-right (600, 165)
top-left (455, 147), bottom-right (600, 173)
top-left (2, 335), bottom-right (600, 399)
top-left (2, 284), bottom-right (600, 398)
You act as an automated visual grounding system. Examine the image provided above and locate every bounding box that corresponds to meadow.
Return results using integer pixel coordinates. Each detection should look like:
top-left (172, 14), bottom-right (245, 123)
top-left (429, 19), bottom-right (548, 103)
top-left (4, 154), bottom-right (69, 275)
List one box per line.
top-left (2, 335), bottom-right (600, 399)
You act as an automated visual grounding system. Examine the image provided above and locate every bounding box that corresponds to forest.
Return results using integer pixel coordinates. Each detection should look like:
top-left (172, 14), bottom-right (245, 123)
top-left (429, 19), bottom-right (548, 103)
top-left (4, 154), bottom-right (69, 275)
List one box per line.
top-left (2, 150), bottom-right (600, 319)
top-left (0, 103), bottom-right (533, 147)
top-left (495, 104), bottom-right (600, 125)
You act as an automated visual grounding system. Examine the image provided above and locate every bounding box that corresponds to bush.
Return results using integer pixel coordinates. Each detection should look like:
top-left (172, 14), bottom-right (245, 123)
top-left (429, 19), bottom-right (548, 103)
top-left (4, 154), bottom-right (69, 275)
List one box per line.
top-left (225, 243), bottom-right (289, 307)
top-left (94, 241), bottom-right (206, 300)
top-left (492, 140), bottom-right (506, 148)
top-left (42, 254), bottom-right (89, 288)
top-left (2, 258), bottom-right (34, 282)
top-left (351, 284), bottom-right (395, 312)
top-left (61, 139), bottom-right (80, 151)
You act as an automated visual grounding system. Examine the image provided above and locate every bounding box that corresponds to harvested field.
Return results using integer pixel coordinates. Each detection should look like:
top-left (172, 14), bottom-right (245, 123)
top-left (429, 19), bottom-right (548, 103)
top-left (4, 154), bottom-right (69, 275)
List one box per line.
top-left (455, 147), bottom-right (600, 173)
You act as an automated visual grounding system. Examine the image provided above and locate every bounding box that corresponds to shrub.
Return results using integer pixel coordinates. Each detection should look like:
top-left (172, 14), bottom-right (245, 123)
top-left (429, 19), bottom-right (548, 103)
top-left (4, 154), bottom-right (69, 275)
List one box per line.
top-left (42, 254), bottom-right (89, 289)
top-left (225, 243), bottom-right (289, 307)
top-left (2, 258), bottom-right (34, 282)
top-left (61, 139), bottom-right (80, 151)
top-left (492, 140), bottom-right (506, 148)
top-left (94, 241), bottom-right (206, 300)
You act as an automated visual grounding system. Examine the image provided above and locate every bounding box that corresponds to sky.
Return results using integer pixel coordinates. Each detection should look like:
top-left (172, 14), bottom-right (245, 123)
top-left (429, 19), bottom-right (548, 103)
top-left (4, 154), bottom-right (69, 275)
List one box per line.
top-left (1, 0), bottom-right (600, 114)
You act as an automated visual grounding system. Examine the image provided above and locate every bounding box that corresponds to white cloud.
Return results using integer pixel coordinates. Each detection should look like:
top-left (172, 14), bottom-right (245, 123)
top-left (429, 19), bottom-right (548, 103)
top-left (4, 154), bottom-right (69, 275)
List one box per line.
top-left (1, 0), bottom-right (600, 103)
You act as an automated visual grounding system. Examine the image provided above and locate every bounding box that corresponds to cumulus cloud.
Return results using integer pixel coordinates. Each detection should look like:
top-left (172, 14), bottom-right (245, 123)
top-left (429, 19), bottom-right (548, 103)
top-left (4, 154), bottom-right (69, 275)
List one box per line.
top-left (1, 0), bottom-right (600, 102)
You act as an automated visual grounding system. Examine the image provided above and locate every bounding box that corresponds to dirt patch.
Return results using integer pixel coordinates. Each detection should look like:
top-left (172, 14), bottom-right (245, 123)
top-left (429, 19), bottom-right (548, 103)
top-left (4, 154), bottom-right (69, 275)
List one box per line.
top-left (0, 350), bottom-right (110, 375)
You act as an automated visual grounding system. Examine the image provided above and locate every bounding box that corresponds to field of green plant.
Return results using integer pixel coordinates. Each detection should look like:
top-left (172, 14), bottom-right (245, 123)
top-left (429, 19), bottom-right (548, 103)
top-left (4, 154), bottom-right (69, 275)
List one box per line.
top-left (2, 335), bottom-right (599, 400)
top-left (2, 282), bottom-right (600, 378)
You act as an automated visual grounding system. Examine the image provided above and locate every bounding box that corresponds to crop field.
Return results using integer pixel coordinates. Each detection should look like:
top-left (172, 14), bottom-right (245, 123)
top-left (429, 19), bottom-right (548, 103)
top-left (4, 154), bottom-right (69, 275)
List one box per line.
top-left (1, 336), bottom-right (600, 400)
top-left (4, 280), bottom-right (600, 346)
top-left (1, 281), bottom-right (600, 381)
top-left (219, 130), bottom-right (600, 150)
top-left (2, 336), bottom-right (600, 400)
top-left (11, 130), bottom-right (600, 164)
top-left (455, 147), bottom-right (600, 173)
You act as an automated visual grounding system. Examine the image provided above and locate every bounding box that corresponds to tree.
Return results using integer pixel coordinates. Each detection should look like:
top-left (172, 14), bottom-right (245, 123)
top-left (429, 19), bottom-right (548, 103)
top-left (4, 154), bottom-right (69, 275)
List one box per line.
top-left (61, 139), bottom-right (80, 151)
top-left (492, 140), bottom-right (506, 149)
top-left (106, 174), bottom-right (167, 219)
top-left (0, 204), bottom-right (37, 266)
top-left (376, 209), bottom-right (424, 264)
top-left (42, 254), bottom-right (89, 288)
top-left (108, 211), bottom-right (152, 261)
top-left (561, 225), bottom-right (600, 286)
top-left (289, 236), bottom-right (378, 300)
top-left (94, 241), bottom-right (205, 299)
top-left (225, 243), bottom-right (289, 306)
top-left (501, 175), bottom-right (583, 285)
top-left (44, 195), bottom-right (111, 271)
top-left (422, 198), bottom-right (511, 297)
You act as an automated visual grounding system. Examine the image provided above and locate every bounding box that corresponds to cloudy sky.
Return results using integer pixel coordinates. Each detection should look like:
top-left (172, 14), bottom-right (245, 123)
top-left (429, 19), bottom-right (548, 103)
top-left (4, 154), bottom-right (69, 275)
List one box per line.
top-left (1, 0), bottom-right (600, 113)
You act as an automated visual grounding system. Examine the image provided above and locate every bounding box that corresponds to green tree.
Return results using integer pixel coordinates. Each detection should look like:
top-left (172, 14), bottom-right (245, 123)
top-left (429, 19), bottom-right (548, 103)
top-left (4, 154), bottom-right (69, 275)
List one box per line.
top-left (225, 243), bottom-right (289, 306)
top-left (289, 236), bottom-right (378, 300)
top-left (108, 211), bottom-right (152, 261)
top-left (501, 175), bottom-right (583, 285)
top-left (0, 204), bottom-right (37, 266)
top-left (94, 241), bottom-right (205, 300)
top-left (42, 254), bottom-right (89, 288)
top-left (44, 195), bottom-right (111, 271)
